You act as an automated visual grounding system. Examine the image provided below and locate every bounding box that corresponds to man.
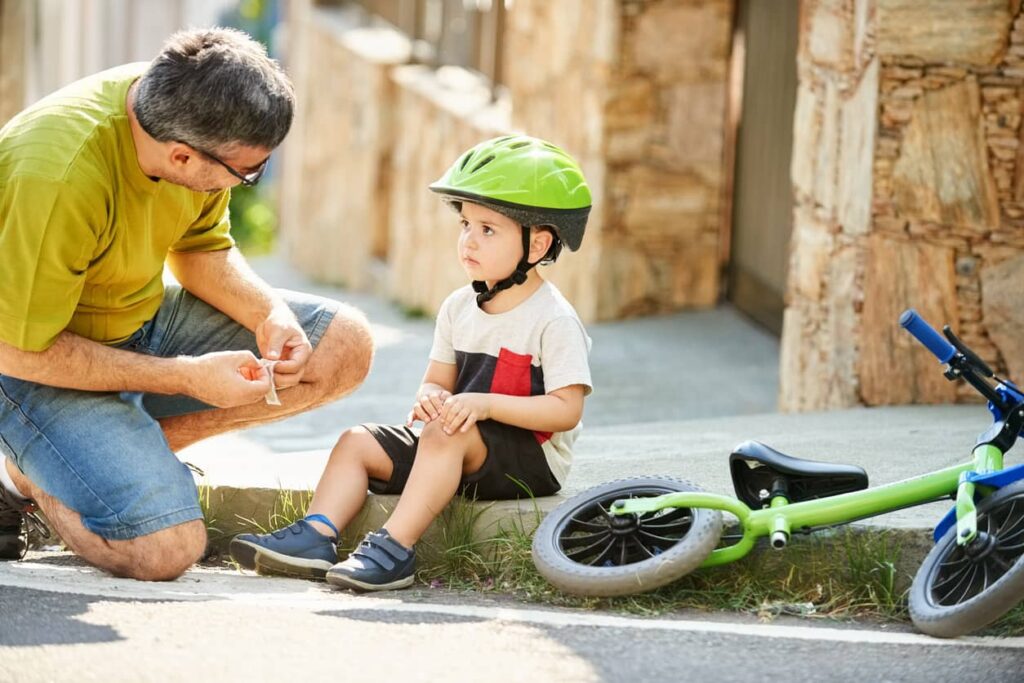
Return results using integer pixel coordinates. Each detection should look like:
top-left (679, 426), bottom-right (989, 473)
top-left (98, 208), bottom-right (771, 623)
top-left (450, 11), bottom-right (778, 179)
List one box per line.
top-left (0, 28), bottom-right (373, 581)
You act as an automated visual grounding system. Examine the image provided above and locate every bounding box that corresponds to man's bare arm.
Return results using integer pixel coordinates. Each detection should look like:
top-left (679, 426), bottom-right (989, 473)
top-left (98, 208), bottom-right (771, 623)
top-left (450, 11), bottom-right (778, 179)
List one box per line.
top-left (0, 332), bottom-right (190, 393)
top-left (0, 332), bottom-right (270, 408)
top-left (167, 248), bottom-right (316, 390)
top-left (166, 248), bottom-right (284, 331)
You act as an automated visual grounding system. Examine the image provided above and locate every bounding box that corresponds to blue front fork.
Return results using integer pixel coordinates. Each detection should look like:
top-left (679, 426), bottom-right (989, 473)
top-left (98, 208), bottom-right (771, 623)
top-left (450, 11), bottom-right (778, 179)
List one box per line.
top-left (935, 381), bottom-right (1024, 544)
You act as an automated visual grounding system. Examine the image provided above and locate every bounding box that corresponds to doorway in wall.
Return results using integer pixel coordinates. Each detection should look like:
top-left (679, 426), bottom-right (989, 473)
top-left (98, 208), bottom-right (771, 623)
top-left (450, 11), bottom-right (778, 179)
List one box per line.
top-left (726, 0), bottom-right (799, 335)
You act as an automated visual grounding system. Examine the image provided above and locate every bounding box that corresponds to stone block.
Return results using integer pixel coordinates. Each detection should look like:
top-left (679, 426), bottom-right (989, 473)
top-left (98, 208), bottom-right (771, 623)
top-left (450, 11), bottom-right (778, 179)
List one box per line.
top-left (281, 6), bottom-right (411, 291)
top-left (779, 245), bottom-right (861, 413)
top-left (631, 0), bottom-right (732, 83)
top-left (791, 77), bottom-right (839, 214)
top-left (386, 65), bottom-right (510, 316)
top-left (876, 0), bottom-right (1011, 65)
top-left (597, 238), bottom-right (718, 318)
top-left (838, 58), bottom-right (879, 236)
top-left (788, 205), bottom-right (835, 302)
top-left (804, 0), bottom-right (852, 70)
top-left (619, 166), bottom-right (717, 237)
top-left (858, 235), bottom-right (959, 406)
top-left (606, 78), bottom-right (656, 130)
top-left (981, 253), bottom-right (1024, 383)
top-left (791, 78), bottom-right (819, 199)
top-left (661, 81), bottom-right (727, 168)
top-left (891, 78), bottom-right (999, 230)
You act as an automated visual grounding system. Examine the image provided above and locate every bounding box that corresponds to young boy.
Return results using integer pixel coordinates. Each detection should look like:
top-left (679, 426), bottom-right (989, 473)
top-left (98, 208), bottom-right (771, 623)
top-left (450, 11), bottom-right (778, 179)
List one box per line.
top-left (230, 135), bottom-right (593, 591)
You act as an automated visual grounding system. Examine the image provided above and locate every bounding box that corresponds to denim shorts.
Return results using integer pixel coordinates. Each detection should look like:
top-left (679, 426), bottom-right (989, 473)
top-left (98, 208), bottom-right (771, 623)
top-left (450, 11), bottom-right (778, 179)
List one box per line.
top-left (0, 285), bottom-right (338, 541)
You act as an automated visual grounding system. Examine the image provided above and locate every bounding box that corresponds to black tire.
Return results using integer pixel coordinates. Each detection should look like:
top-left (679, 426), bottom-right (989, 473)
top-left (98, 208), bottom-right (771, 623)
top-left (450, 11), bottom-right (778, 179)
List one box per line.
top-left (909, 479), bottom-right (1024, 638)
top-left (531, 476), bottom-right (723, 597)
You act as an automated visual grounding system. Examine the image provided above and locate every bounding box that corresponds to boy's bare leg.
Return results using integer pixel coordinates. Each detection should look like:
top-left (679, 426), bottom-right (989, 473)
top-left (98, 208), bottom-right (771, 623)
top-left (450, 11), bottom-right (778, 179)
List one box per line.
top-left (303, 426), bottom-right (394, 537)
top-left (6, 459), bottom-right (206, 581)
top-left (160, 307), bottom-right (374, 451)
top-left (382, 420), bottom-right (487, 548)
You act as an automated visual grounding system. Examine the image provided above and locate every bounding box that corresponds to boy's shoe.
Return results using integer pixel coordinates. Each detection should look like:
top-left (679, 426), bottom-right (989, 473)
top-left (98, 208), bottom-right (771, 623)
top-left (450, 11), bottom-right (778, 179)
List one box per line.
top-left (0, 488), bottom-right (50, 560)
top-left (326, 528), bottom-right (415, 592)
top-left (229, 519), bottom-right (338, 580)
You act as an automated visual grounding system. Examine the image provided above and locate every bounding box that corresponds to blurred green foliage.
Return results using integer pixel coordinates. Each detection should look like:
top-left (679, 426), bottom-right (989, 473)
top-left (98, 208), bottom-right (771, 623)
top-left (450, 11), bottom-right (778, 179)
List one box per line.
top-left (229, 185), bottom-right (277, 255)
top-left (219, 0), bottom-right (282, 256)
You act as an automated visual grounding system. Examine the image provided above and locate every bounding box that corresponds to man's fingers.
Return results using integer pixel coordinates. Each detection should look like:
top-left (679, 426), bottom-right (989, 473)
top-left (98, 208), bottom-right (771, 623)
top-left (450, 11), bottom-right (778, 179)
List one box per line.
top-left (285, 341), bottom-right (312, 365)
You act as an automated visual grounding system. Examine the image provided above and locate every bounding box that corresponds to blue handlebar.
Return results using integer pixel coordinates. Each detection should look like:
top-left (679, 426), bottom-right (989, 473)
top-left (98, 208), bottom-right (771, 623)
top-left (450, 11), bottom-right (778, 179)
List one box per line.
top-left (900, 309), bottom-right (956, 363)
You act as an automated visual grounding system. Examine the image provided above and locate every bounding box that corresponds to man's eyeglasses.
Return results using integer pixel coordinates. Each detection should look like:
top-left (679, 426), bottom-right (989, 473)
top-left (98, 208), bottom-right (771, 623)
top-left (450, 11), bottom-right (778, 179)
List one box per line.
top-left (184, 143), bottom-right (270, 187)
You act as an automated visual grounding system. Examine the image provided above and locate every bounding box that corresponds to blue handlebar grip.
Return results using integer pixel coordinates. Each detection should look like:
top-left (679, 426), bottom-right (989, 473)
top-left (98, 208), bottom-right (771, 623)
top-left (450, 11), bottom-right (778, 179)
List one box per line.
top-left (899, 309), bottom-right (956, 363)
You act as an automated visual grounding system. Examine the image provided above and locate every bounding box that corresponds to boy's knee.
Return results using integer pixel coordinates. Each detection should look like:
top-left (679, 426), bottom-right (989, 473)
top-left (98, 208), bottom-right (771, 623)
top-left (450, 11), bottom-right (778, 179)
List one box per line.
top-left (418, 420), bottom-right (476, 448)
top-left (332, 426), bottom-right (374, 460)
top-left (418, 420), bottom-right (447, 444)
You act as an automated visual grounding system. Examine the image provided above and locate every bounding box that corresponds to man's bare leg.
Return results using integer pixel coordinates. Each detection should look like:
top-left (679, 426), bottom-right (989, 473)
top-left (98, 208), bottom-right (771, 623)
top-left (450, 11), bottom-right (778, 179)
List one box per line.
top-left (161, 304), bottom-right (374, 451)
top-left (6, 458), bottom-right (206, 581)
top-left (4, 305), bottom-right (372, 581)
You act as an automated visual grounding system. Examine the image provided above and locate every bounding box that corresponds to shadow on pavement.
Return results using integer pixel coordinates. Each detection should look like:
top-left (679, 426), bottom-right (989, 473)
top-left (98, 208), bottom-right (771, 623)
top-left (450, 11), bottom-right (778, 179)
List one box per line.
top-left (0, 587), bottom-right (144, 647)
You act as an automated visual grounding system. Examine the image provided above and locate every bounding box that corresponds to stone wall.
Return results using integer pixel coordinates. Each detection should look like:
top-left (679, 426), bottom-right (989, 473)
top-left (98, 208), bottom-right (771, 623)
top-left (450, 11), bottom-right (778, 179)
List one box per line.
top-left (385, 65), bottom-right (510, 313)
top-left (505, 0), bottom-right (734, 320)
top-left (283, 0), bottom-right (735, 322)
top-left (781, 0), bottom-right (1024, 410)
top-left (279, 2), bottom-right (411, 290)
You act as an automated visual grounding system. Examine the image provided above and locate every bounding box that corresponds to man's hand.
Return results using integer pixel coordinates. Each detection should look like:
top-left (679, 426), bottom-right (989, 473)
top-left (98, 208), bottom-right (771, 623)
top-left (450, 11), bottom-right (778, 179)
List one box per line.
top-left (438, 392), bottom-right (493, 435)
top-left (183, 350), bottom-right (271, 408)
top-left (406, 387), bottom-right (453, 426)
top-left (255, 305), bottom-right (311, 390)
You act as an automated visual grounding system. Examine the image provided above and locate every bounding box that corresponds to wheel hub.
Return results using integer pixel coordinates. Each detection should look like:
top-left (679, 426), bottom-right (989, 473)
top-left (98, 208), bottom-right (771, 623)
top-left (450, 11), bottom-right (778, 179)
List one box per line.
top-left (608, 512), bottom-right (639, 536)
top-left (963, 531), bottom-right (997, 561)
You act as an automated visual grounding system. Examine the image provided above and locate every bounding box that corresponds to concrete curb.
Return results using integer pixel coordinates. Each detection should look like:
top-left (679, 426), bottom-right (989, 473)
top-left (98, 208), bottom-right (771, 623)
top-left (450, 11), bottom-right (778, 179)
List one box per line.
top-left (201, 485), bottom-right (563, 556)
top-left (199, 483), bottom-right (940, 593)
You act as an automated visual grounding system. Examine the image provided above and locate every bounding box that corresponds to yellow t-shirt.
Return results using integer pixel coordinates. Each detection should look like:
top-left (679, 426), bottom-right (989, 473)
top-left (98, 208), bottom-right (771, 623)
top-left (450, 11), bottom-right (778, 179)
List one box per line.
top-left (0, 62), bottom-right (234, 352)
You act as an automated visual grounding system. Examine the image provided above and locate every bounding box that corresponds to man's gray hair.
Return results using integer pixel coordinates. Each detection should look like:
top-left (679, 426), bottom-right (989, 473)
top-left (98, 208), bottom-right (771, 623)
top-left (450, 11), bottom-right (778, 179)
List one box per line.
top-left (133, 27), bottom-right (294, 152)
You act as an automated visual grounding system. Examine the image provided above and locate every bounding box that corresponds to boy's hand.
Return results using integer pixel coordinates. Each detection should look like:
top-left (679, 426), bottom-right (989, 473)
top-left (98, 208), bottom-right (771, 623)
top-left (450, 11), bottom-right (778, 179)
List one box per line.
top-left (439, 392), bottom-right (492, 435)
top-left (407, 388), bottom-right (452, 426)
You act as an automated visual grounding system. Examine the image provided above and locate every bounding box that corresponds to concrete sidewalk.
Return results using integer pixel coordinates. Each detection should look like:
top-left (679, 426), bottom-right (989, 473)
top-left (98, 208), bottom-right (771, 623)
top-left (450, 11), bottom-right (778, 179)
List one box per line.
top-left (176, 254), bottom-right (999, 568)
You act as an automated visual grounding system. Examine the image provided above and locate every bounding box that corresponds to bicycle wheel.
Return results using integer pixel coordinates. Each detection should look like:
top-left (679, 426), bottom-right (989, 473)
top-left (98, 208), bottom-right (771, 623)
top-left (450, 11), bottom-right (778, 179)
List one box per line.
top-left (909, 480), bottom-right (1024, 638)
top-left (532, 476), bottom-right (723, 597)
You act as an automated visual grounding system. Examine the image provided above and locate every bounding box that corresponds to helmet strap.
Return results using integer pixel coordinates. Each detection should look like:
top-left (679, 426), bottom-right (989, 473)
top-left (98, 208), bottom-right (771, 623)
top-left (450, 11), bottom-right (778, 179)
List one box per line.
top-left (473, 227), bottom-right (537, 308)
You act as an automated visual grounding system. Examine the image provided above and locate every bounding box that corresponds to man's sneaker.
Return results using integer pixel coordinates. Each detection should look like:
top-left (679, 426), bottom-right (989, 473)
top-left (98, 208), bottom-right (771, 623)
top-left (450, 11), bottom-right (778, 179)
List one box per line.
top-left (229, 519), bottom-right (338, 580)
top-left (326, 528), bottom-right (415, 592)
top-left (0, 487), bottom-right (48, 560)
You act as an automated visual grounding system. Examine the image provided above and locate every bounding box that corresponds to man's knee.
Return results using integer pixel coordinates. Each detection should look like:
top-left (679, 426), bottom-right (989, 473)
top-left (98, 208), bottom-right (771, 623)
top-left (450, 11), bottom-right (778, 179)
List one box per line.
top-left (109, 519), bottom-right (207, 581)
top-left (309, 304), bottom-right (374, 397)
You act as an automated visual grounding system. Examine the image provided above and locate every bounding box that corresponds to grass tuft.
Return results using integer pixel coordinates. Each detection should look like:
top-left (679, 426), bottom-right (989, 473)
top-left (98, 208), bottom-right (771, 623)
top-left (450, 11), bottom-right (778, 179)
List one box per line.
top-left (234, 488), bottom-right (314, 534)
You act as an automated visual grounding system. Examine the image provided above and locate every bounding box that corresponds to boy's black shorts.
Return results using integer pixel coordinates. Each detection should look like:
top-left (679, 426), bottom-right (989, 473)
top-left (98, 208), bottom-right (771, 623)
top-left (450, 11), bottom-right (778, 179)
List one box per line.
top-left (363, 420), bottom-right (561, 500)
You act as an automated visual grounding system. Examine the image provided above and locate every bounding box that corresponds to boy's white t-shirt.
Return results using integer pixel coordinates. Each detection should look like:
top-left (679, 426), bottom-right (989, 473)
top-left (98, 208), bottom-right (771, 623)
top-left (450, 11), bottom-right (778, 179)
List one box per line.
top-left (429, 281), bottom-right (593, 485)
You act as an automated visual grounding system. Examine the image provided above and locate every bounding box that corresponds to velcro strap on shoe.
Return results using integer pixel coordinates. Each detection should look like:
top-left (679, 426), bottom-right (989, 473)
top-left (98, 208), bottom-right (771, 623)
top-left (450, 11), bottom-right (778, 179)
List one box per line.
top-left (351, 530), bottom-right (410, 571)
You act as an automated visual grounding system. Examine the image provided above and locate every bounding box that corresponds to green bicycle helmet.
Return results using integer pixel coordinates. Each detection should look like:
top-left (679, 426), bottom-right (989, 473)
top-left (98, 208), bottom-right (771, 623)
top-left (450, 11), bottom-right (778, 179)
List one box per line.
top-left (429, 135), bottom-right (591, 305)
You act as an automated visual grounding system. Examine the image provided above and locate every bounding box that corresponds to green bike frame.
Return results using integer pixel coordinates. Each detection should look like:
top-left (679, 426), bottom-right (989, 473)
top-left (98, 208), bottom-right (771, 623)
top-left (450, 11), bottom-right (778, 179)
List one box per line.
top-left (610, 444), bottom-right (1005, 568)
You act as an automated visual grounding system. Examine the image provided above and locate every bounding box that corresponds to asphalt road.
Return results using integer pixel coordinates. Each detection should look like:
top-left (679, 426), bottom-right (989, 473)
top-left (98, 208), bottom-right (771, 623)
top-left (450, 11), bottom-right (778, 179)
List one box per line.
top-left (1, 554), bottom-right (1022, 683)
